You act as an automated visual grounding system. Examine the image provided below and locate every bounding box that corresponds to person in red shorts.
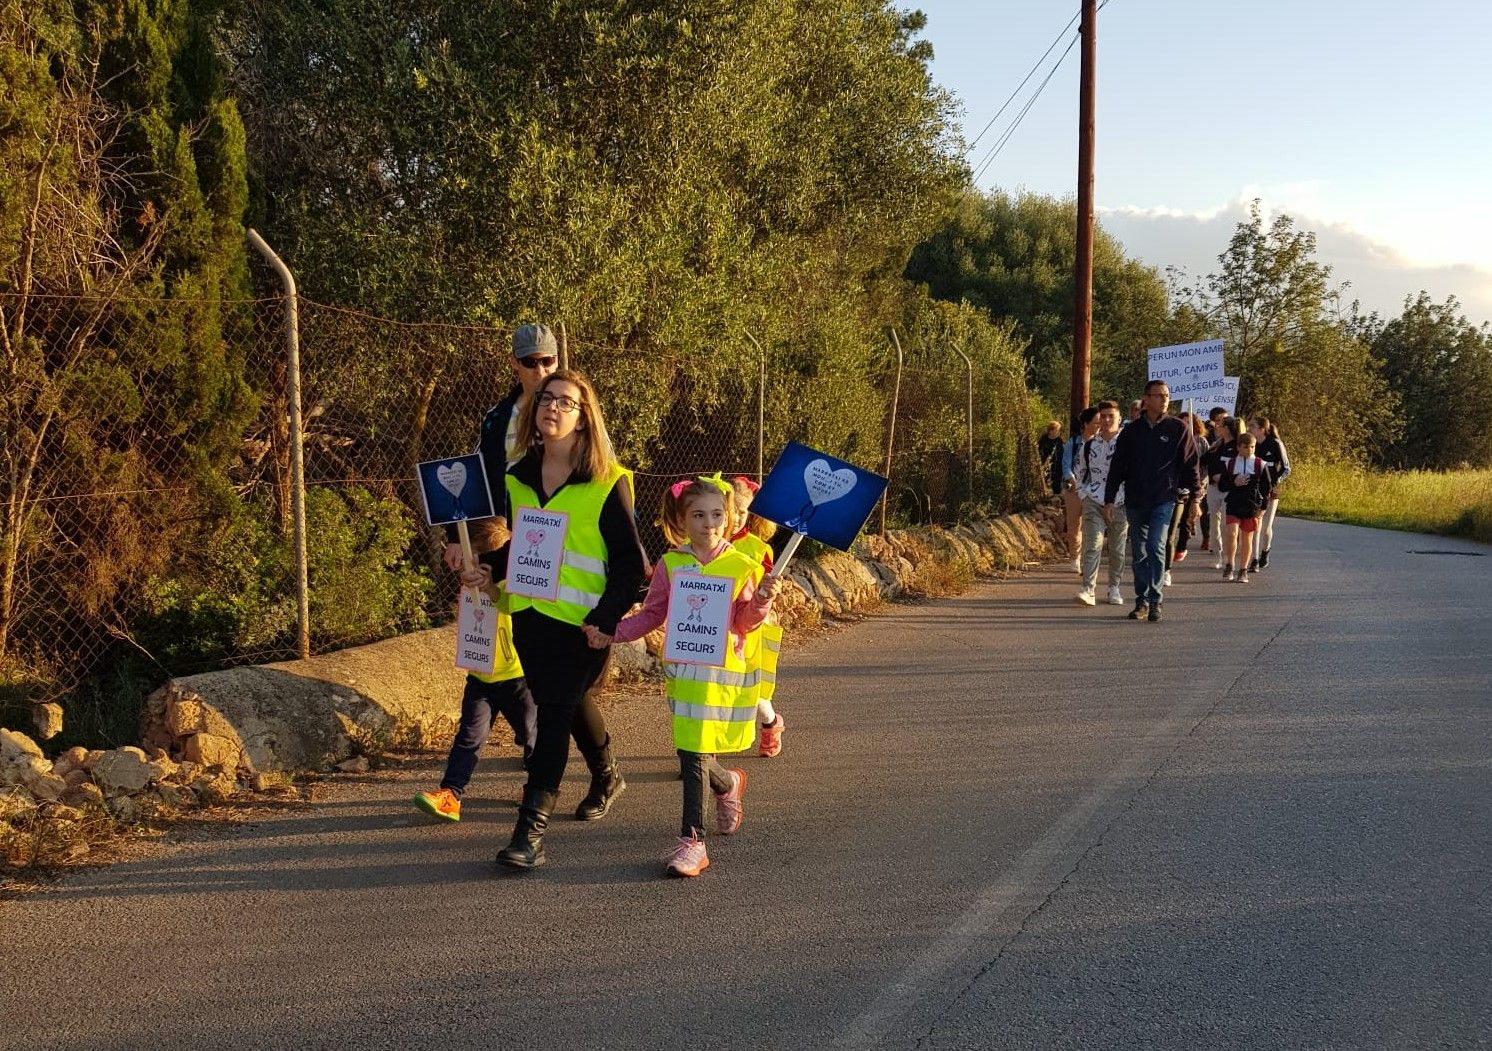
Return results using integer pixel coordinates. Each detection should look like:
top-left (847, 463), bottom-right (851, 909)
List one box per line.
top-left (1218, 432), bottom-right (1275, 584)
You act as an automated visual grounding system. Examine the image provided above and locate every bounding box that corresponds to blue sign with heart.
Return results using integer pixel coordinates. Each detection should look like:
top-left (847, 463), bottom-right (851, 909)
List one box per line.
top-left (416, 452), bottom-right (496, 526)
top-left (750, 442), bottom-right (888, 551)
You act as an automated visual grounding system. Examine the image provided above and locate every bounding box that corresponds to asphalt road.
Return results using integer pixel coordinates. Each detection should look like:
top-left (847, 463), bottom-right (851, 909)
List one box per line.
top-left (2, 518), bottom-right (1488, 1050)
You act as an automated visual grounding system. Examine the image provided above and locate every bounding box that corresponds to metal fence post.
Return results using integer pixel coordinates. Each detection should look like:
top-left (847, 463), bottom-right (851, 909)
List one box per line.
top-left (950, 340), bottom-right (975, 506)
top-left (246, 229), bottom-right (310, 660)
top-left (558, 321), bottom-right (569, 370)
top-left (745, 332), bottom-right (765, 481)
top-left (880, 328), bottom-right (904, 537)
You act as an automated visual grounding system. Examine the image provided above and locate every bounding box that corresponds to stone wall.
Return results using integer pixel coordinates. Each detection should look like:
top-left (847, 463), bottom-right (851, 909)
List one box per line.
top-left (5, 503), bottom-right (1067, 821)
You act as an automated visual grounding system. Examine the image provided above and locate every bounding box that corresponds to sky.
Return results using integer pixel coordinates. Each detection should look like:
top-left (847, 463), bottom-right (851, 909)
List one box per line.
top-left (912, 0), bottom-right (1492, 325)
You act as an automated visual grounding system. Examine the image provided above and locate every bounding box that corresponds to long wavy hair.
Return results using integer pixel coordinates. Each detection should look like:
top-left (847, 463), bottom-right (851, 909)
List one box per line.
top-left (515, 369), bottom-right (618, 482)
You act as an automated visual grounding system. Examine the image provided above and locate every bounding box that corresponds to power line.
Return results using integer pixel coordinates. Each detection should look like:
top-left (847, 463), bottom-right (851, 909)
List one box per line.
top-left (971, 30), bottom-right (1078, 184)
top-left (965, 0), bottom-right (1115, 185)
top-left (964, 8), bottom-right (1080, 153)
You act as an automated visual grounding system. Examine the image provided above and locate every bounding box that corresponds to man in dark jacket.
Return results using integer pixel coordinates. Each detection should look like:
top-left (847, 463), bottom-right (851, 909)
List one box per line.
top-left (441, 324), bottom-right (560, 571)
top-left (1102, 380), bottom-right (1202, 622)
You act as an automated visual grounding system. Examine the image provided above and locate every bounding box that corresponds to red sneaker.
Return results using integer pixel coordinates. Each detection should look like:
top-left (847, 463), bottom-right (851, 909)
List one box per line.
top-left (715, 769), bottom-right (747, 835)
top-left (665, 833), bottom-right (710, 877)
top-left (758, 715), bottom-right (785, 758)
top-left (1173, 549), bottom-right (1188, 563)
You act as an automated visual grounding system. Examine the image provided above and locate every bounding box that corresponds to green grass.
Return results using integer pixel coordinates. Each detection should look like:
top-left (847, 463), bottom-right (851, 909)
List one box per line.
top-left (1280, 464), bottom-right (1492, 543)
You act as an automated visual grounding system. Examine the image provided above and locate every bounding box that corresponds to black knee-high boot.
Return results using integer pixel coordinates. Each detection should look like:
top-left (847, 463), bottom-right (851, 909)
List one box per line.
top-left (497, 787), bottom-right (556, 869)
top-left (574, 734), bottom-right (626, 821)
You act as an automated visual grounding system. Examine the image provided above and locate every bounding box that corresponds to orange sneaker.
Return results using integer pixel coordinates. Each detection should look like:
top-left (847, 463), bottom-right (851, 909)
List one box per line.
top-left (414, 787), bottom-right (461, 822)
top-left (715, 769), bottom-right (746, 835)
top-left (665, 833), bottom-right (710, 877)
top-left (758, 715), bottom-right (785, 758)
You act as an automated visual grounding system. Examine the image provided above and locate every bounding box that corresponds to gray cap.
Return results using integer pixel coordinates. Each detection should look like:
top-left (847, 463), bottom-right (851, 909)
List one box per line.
top-left (512, 323), bottom-right (559, 360)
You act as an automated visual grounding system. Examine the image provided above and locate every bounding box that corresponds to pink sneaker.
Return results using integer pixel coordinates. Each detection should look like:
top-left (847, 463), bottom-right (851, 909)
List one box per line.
top-left (665, 833), bottom-right (709, 877)
top-left (715, 769), bottom-right (747, 835)
top-left (758, 715), bottom-right (785, 758)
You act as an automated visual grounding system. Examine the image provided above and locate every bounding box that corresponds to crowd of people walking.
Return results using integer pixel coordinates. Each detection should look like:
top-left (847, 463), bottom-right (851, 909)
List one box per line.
top-left (1042, 379), bottom-right (1291, 619)
top-left (414, 337), bottom-right (1291, 880)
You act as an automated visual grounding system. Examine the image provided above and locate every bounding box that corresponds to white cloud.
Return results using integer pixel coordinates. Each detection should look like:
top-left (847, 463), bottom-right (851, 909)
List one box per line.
top-left (1098, 195), bottom-right (1492, 327)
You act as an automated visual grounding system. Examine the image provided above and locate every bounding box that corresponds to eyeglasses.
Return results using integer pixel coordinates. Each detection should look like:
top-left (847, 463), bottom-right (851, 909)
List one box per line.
top-left (518, 355), bottom-right (558, 369)
top-left (537, 392), bottom-right (580, 413)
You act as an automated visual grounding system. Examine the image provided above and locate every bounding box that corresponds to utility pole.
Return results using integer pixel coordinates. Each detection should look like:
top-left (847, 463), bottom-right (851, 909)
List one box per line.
top-left (1070, 0), bottom-right (1096, 434)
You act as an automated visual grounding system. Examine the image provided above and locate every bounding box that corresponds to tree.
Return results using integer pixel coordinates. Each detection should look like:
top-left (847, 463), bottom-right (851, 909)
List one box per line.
top-left (1178, 201), bottom-right (1398, 462)
top-left (0, 0), bottom-right (252, 680)
top-left (1367, 294), bottom-right (1492, 469)
top-left (904, 189), bottom-right (1196, 408)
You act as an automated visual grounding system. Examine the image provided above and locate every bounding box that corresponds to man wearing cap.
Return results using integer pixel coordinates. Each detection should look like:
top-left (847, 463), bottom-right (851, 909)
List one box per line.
top-left (441, 323), bottom-right (560, 571)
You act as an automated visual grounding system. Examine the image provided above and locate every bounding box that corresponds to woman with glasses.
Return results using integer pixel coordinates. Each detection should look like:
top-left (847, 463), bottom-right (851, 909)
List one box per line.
top-left (462, 370), bottom-right (646, 869)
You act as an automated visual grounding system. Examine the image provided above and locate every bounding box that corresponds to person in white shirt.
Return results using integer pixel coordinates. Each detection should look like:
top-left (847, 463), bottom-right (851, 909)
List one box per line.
top-left (1074, 400), bottom-right (1128, 607)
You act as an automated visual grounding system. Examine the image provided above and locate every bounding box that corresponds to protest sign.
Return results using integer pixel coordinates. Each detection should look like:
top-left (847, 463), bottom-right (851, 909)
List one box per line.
top-left (749, 442), bottom-right (889, 579)
top-left (416, 453), bottom-right (496, 526)
top-left (1147, 340), bottom-right (1224, 399)
top-left (1192, 376), bottom-right (1240, 416)
top-left (505, 506), bottom-right (568, 602)
top-left (454, 587), bottom-right (498, 675)
top-left (662, 570), bottom-right (733, 666)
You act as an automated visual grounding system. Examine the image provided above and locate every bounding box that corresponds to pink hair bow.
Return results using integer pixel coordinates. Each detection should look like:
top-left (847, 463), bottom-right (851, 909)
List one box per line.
top-left (669, 479), bottom-right (693, 500)
top-left (733, 475), bottom-right (761, 493)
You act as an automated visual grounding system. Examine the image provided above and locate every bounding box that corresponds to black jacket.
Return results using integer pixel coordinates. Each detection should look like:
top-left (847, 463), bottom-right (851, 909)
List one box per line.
top-left (1253, 435), bottom-right (1291, 489)
top-left (1218, 454), bottom-right (1276, 518)
top-left (481, 451), bottom-right (647, 635)
top-left (1103, 413), bottom-right (1203, 507)
top-left (446, 385), bottom-right (524, 544)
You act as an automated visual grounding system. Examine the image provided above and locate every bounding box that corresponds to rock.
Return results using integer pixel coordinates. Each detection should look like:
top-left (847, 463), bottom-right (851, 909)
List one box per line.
top-left (62, 768), bottom-right (89, 788)
top-left (153, 783), bottom-right (193, 808)
top-left (0, 788), bottom-right (36, 821)
top-left (0, 727), bottom-right (44, 761)
top-left (165, 694), bottom-right (205, 738)
top-left (91, 748), bottom-right (154, 796)
top-left (2, 753), bottom-right (52, 789)
top-left (147, 755), bottom-right (178, 783)
top-left (31, 702), bottom-right (64, 741)
top-left (41, 803), bottom-right (85, 823)
top-left (107, 795), bottom-right (137, 822)
top-left (335, 755), bottom-right (370, 774)
top-left (83, 749), bottom-right (106, 770)
top-left (172, 761), bottom-right (200, 785)
top-left (192, 771), bottom-right (239, 804)
top-left (29, 773), bottom-right (68, 802)
top-left (51, 746), bottom-right (89, 779)
top-left (60, 781), bottom-right (105, 809)
top-left (183, 732), bottom-right (240, 770)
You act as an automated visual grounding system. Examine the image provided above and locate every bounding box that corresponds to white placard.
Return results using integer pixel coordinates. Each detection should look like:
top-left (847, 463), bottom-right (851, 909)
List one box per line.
top-left (662, 570), bottom-right (733, 667)
top-left (505, 505), bottom-right (569, 602)
top-left (1191, 375), bottom-right (1240, 417)
top-left (455, 587), bottom-right (498, 675)
top-left (1148, 339), bottom-right (1224, 399)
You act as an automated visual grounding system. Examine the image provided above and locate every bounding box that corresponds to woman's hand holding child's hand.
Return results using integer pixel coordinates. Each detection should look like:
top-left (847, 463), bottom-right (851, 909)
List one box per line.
top-left (582, 624), bottom-right (612, 649)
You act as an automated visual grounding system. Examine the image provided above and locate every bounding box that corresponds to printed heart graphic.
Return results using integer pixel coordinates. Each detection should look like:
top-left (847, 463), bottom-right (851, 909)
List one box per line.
top-left (687, 595), bottom-right (707, 610)
top-left (473, 608), bottom-right (485, 626)
top-left (436, 462), bottom-right (467, 498)
top-left (525, 529), bottom-right (545, 547)
top-left (803, 459), bottom-right (857, 506)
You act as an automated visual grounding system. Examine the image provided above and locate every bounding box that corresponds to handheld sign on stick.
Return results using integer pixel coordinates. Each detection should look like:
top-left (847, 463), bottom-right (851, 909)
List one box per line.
top-left (416, 452), bottom-right (499, 675)
top-left (749, 442), bottom-right (889, 580)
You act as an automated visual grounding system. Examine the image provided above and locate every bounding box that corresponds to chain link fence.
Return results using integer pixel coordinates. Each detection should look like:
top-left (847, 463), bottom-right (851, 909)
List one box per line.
top-left (1, 284), bottom-right (1039, 744)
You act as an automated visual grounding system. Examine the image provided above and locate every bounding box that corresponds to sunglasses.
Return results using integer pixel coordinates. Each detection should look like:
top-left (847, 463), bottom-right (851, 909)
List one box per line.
top-left (518, 355), bottom-right (558, 369)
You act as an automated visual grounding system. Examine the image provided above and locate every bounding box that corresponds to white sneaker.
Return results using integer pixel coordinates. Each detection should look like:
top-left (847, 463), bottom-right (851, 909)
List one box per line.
top-left (1106, 585), bottom-right (1124, 605)
top-left (1162, 570), bottom-right (1172, 586)
top-left (1214, 557), bottom-right (1224, 570)
top-left (1071, 557), bottom-right (1082, 573)
top-left (1075, 587), bottom-right (1096, 606)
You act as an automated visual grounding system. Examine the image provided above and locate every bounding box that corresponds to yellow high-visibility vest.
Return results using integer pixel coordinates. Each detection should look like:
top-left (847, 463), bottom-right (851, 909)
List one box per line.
top-left (505, 462), bottom-right (632, 627)
top-left (661, 547), bottom-right (764, 754)
top-left (469, 606), bottom-right (524, 684)
top-left (729, 533), bottom-right (781, 703)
